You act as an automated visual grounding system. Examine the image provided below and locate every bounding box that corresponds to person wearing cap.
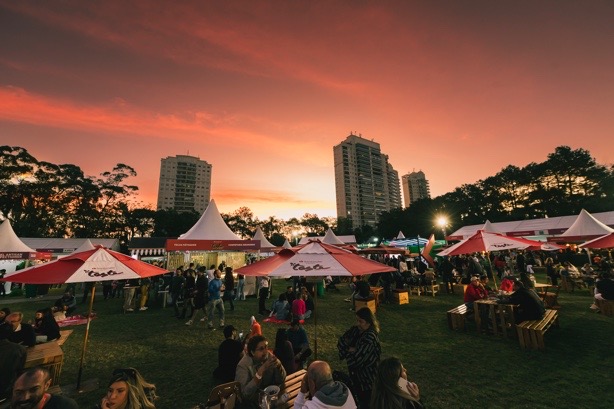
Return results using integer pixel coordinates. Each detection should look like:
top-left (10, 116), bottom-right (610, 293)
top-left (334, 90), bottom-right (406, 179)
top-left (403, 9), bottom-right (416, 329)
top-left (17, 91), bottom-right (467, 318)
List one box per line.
top-left (235, 335), bottom-right (286, 406)
top-left (463, 276), bottom-right (488, 307)
top-left (213, 325), bottom-right (244, 384)
top-left (498, 279), bottom-right (545, 324)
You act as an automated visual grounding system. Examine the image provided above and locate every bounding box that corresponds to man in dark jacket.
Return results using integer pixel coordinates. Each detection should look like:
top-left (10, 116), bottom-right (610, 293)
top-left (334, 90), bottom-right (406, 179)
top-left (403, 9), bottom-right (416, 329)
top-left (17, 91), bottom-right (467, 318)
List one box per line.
top-left (0, 323), bottom-right (26, 400)
top-left (6, 312), bottom-right (36, 347)
top-left (499, 280), bottom-right (545, 324)
top-left (213, 325), bottom-right (243, 384)
top-left (11, 366), bottom-right (78, 408)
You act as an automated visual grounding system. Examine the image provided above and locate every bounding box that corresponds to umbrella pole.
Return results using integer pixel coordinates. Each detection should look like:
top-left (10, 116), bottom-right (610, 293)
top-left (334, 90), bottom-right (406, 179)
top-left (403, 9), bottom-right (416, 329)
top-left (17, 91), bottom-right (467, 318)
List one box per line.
top-left (76, 283), bottom-right (96, 391)
top-left (488, 252), bottom-right (498, 288)
top-left (314, 286), bottom-right (318, 360)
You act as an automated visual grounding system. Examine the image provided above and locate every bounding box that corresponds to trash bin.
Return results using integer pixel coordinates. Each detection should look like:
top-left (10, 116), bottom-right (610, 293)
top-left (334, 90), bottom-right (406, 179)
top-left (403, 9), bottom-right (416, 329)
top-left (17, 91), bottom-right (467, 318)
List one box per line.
top-left (316, 281), bottom-right (325, 296)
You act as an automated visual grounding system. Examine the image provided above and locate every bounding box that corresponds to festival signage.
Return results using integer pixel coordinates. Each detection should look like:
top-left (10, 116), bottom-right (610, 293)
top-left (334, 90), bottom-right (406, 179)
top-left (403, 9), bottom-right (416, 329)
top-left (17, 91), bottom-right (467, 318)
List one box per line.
top-left (165, 239), bottom-right (261, 251)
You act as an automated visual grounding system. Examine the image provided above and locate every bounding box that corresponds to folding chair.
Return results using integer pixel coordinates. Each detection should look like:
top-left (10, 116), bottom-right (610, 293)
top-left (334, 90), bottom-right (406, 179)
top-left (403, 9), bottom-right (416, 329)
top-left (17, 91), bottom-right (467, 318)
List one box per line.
top-left (203, 381), bottom-right (240, 409)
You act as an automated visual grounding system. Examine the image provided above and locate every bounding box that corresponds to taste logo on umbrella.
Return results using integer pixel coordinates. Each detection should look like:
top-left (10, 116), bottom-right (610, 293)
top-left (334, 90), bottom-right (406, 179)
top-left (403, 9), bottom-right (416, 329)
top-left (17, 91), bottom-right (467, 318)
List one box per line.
top-left (85, 270), bottom-right (123, 278)
top-left (290, 263), bottom-right (330, 272)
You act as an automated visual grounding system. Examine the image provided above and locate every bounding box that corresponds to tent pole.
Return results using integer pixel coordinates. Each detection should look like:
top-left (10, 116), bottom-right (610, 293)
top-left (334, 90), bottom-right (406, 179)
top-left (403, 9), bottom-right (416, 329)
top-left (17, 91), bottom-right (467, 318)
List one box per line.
top-left (314, 286), bottom-right (318, 360)
top-left (77, 283), bottom-right (96, 391)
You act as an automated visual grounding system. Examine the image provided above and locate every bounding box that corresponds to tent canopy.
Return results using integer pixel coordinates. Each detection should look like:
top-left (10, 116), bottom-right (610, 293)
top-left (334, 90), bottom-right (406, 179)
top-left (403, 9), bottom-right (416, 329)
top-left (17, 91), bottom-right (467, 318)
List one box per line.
top-left (179, 199), bottom-right (240, 240)
top-left (252, 227), bottom-right (276, 249)
top-left (0, 219), bottom-right (36, 253)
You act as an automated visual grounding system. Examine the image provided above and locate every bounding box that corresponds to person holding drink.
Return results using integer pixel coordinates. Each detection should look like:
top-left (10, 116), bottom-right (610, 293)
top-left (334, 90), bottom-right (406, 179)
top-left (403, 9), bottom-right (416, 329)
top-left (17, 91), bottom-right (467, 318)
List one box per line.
top-left (235, 335), bottom-right (286, 407)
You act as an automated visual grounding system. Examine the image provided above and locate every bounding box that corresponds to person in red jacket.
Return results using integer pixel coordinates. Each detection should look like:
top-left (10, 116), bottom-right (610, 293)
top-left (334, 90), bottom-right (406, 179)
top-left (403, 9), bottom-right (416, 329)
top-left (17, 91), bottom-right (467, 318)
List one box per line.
top-left (464, 276), bottom-right (488, 305)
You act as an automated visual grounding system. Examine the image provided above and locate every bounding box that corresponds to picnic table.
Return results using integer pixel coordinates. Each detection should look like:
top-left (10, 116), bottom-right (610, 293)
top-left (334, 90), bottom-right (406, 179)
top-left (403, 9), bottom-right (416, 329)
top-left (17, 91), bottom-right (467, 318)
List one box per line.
top-left (474, 299), bottom-right (517, 338)
top-left (25, 342), bottom-right (64, 386)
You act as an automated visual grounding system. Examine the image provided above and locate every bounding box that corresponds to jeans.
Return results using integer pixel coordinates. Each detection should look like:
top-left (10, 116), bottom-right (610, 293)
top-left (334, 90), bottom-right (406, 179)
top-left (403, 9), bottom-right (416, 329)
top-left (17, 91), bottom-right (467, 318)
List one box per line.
top-left (123, 287), bottom-right (136, 310)
top-left (235, 279), bottom-right (245, 300)
top-left (207, 298), bottom-right (225, 326)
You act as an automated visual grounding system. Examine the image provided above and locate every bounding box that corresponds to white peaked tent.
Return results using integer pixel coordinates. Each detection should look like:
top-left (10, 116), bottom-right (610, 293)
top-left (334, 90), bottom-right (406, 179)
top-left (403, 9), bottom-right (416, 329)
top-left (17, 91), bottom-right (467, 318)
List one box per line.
top-left (0, 219), bottom-right (36, 253)
top-left (558, 209), bottom-right (614, 240)
top-left (70, 239), bottom-right (96, 255)
top-left (482, 220), bottom-right (504, 234)
top-left (252, 227), bottom-right (276, 249)
top-left (396, 231), bottom-right (406, 239)
top-left (282, 239), bottom-right (292, 249)
top-left (322, 228), bottom-right (345, 245)
top-left (179, 199), bottom-right (240, 240)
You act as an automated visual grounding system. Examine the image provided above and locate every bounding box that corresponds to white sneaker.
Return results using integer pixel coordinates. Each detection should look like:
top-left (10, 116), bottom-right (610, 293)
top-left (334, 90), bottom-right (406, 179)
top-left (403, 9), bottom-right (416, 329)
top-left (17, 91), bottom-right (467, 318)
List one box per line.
top-left (126, 308), bottom-right (134, 312)
top-left (139, 307), bottom-right (148, 311)
top-left (200, 317), bottom-right (206, 322)
top-left (185, 320), bottom-right (193, 326)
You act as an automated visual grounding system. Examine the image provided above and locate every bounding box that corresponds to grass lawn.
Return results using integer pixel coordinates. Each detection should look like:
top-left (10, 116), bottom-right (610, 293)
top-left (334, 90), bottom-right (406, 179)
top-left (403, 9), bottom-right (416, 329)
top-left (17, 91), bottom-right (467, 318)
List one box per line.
top-left (2, 274), bottom-right (613, 409)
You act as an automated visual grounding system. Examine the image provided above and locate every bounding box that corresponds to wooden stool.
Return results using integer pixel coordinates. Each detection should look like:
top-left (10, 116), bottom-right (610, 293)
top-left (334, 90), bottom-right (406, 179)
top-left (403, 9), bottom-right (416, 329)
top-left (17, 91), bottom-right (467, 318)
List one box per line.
top-left (452, 284), bottom-right (468, 295)
top-left (393, 289), bottom-right (409, 305)
top-left (355, 298), bottom-right (377, 314)
top-left (423, 282), bottom-right (440, 297)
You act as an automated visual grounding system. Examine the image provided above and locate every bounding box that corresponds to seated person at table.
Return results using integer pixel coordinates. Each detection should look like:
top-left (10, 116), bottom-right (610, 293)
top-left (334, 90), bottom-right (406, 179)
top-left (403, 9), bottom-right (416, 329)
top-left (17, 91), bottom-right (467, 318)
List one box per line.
top-left (54, 291), bottom-right (77, 316)
top-left (235, 335), bottom-right (286, 407)
top-left (0, 323), bottom-right (26, 401)
top-left (581, 263), bottom-right (596, 287)
top-left (464, 276), bottom-right (488, 308)
top-left (592, 272), bottom-right (614, 312)
top-left (498, 279), bottom-right (545, 324)
top-left (6, 312), bottom-right (36, 347)
top-left (33, 308), bottom-right (60, 343)
top-left (213, 325), bottom-right (244, 384)
top-left (479, 275), bottom-right (495, 295)
top-left (270, 293), bottom-right (290, 321)
top-left (294, 360), bottom-right (356, 409)
top-left (287, 319), bottom-right (312, 370)
top-left (0, 307), bottom-right (10, 325)
top-left (97, 367), bottom-right (157, 409)
top-left (499, 276), bottom-right (515, 293)
top-left (12, 366), bottom-right (78, 409)
top-left (352, 276), bottom-right (372, 311)
top-left (561, 261), bottom-right (581, 278)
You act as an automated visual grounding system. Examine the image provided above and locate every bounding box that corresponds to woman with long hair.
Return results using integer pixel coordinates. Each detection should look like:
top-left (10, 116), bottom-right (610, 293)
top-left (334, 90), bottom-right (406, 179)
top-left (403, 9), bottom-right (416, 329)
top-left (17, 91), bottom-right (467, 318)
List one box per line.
top-left (97, 367), bottom-right (158, 409)
top-left (337, 307), bottom-right (381, 409)
top-left (274, 328), bottom-right (297, 374)
top-left (371, 357), bottom-right (424, 409)
top-left (33, 307), bottom-right (60, 343)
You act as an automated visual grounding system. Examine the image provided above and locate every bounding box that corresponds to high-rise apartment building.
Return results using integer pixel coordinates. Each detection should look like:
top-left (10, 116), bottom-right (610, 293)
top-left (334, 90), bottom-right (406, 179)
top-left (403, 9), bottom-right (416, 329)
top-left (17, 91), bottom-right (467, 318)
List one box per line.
top-left (334, 134), bottom-right (402, 229)
top-left (156, 155), bottom-right (212, 214)
top-left (401, 170), bottom-right (431, 207)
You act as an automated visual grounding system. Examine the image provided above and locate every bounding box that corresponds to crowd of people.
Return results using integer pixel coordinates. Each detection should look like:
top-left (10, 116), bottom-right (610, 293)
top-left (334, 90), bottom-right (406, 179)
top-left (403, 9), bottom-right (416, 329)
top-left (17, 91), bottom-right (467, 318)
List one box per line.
top-left (2, 247), bottom-right (612, 409)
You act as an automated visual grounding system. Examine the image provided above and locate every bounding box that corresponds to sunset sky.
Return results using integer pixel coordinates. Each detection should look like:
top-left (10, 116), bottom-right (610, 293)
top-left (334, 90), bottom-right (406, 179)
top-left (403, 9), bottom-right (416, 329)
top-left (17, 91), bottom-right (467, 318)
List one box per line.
top-left (1, 1), bottom-right (613, 220)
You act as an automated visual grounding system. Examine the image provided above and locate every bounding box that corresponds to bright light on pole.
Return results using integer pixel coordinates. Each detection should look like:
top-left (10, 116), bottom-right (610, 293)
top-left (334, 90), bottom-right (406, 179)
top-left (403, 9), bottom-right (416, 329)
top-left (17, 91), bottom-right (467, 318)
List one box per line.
top-left (436, 216), bottom-right (448, 244)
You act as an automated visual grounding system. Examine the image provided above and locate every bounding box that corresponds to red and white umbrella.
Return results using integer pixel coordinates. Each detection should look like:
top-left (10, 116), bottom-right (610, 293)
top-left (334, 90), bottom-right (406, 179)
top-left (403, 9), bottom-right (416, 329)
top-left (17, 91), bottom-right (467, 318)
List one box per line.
top-left (437, 230), bottom-right (544, 257)
top-left (1, 244), bottom-right (167, 390)
top-left (579, 232), bottom-right (614, 249)
top-left (3, 245), bottom-right (166, 284)
top-left (237, 240), bottom-right (396, 277)
top-left (237, 240), bottom-right (395, 358)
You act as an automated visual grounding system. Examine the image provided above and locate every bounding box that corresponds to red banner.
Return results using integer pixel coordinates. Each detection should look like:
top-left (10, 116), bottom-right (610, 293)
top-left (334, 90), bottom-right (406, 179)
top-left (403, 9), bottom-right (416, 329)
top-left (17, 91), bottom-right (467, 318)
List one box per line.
top-left (165, 239), bottom-right (261, 251)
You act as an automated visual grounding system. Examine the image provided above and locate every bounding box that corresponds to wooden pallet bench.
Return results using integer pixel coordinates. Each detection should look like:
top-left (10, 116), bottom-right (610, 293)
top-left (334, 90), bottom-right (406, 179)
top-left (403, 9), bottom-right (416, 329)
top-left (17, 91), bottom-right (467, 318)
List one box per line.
top-left (277, 369), bottom-right (307, 409)
top-left (447, 304), bottom-right (468, 331)
top-left (57, 330), bottom-right (73, 346)
top-left (516, 309), bottom-right (559, 351)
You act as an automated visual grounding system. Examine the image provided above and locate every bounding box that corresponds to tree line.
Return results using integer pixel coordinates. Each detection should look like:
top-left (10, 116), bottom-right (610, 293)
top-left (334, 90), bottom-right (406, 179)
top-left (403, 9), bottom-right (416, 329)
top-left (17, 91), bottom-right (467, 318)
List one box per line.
top-left (1, 145), bottom-right (612, 251)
